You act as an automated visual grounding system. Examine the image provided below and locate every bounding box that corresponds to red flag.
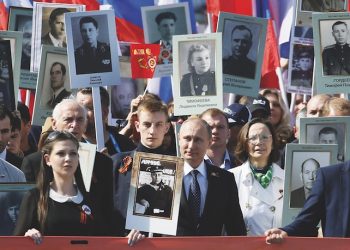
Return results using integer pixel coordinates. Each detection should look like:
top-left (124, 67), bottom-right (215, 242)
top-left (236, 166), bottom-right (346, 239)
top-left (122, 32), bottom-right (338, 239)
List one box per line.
top-left (260, 19), bottom-right (280, 89)
top-left (206, 0), bottom-right (253, 31)
top-left (130, 44), bottom-right (160, 79)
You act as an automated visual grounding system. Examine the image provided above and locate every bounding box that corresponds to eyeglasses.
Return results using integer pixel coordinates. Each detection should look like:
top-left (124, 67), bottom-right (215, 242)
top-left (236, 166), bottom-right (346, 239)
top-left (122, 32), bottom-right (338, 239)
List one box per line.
top-left (247, 134), bottom-right (272, 144)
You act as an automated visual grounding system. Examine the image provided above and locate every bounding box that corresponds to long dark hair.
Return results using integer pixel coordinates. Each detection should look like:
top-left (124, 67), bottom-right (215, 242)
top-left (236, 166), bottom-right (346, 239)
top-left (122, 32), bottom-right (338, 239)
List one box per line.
top-left (36, 131), bottom-right (79, 233)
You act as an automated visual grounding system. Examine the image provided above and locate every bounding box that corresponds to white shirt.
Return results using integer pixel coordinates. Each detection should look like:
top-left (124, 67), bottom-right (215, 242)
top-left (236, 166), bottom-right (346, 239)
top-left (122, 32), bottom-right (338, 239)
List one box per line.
top-left (49, 32), bottom-right (64, 47)
top-left (183, 160), bottom-right (208, 215)
top-left (230, 161), bottom-right (284, 236)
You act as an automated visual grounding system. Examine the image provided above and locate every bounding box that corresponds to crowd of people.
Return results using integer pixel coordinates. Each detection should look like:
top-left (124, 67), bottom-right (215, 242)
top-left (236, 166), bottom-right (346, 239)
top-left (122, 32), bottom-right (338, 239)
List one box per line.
top-left (1, 83), bottom-right (350, 245)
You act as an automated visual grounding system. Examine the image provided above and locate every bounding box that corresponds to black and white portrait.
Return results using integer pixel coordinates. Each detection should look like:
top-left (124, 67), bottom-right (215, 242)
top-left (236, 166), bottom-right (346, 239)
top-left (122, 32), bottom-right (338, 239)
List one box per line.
top-left (320, 19), bottom-right (350, 76)
top-left (142, 3), bottom-right (192, 66)
top-left (291, 44), bottom-right (314, 88)
top-left (111, 78), bottom-right (138, 120)
top-left (179, 41), bottom-right (216, 97)
top-left (0, 191), bottom-right (25, 235)
top-left (39, 52), bottom-right (70, 110)
top-left (301, 0), bottom-right (346, 12)
top-left (222, 19), bottom-right (261, 79)
top-left (134, 159), bottom-right (176, 219)
top-left (306, 124), bottom-right (345, 161)
top-left (71, 15), bottom-right (112, 75)
top-left (0, 40), bottom-right (15, 111)
top-left (15, 15), bottom-right (32, 70)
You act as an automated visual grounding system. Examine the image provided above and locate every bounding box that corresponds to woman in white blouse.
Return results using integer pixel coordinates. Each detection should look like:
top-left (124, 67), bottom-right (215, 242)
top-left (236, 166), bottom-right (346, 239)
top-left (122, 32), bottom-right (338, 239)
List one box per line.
top-left (230, 118), bottom-right (284, 236)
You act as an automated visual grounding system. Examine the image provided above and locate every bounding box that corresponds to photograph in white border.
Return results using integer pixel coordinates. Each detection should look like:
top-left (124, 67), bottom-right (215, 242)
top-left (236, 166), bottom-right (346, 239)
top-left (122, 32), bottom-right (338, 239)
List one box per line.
top-left (65, 10), bottom-right (121, 88)
top-left (142, 3), bottom-right (192, 77)
top-left (282, 143), bottom-right (338, 226)
top-left (295, 0), bottom-right (347, 26)
top-left (172, 33), bottom-right (222, 116)
top-left (32, 46), bottom-right (70, 126)
top-left (299, 116), bottom-right (350, 162)
top-left (217, 12), bottom-right (267, 97)
top-left (31, 2), bottom-right (85, 72)
top-left (312, 12), bottom-right (350, 94)
top-left (8, 7), bottom-right (38, 90)
top-left (126, 152), bottom-right (184, 235)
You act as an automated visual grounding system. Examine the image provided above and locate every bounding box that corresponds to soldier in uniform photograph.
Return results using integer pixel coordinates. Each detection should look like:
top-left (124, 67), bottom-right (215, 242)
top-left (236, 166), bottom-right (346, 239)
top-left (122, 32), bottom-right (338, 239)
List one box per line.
top-left (75, 16), bottom-right (112, 74)
top-left (291, 50), bottom-right (314, 88)
top-left (223, 24), bottom-right (256, 79)
top-left (135, 165), bottom-right (173, 218)
top-left (180, 43), bottom-right (216, 96)
top-left (322, 20), bottom-right (350, 76)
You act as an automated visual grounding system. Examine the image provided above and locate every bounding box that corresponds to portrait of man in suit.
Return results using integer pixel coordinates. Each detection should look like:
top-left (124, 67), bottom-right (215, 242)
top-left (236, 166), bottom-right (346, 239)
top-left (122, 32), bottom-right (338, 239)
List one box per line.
top-left (45, 62), bottom-right (71, 109)
top-left (290, 158), bottom-right (320, 208)
top-left (41, 8), bottom-right (70, 48)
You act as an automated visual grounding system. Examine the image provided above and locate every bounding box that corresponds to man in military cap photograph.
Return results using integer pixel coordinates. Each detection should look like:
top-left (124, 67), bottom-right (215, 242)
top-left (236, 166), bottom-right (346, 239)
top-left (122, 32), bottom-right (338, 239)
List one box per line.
top-left (322, 20), bottom-right (350, 76)
top-left (135, 165), bottom-right (173, 218)
top-left (291, 50), bottom-right (314, 88)
top-left (74, 16), bottom-right (112, 75)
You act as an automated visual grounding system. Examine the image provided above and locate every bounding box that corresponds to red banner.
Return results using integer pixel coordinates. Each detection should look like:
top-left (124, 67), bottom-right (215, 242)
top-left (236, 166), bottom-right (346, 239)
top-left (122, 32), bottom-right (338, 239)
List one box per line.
top-left (1, 236), bottom-right (350, 250)
top-left (130, 44), bottom-right (161, 79)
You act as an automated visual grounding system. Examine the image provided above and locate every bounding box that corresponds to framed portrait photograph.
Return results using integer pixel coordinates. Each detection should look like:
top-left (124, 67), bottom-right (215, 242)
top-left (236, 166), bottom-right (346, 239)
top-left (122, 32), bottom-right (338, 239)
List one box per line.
top-left (7, 6), bottom-right (37, 90)
top-left (107, 78), bottom-right (146, 125)
top-left (172, 33), bottom-right (222, 116)
top-left (65, 10), bottom-right (121, 88)
top-left (0, 184), bottom-right (34, 236)
top-left (32, 46), bottom-right (71, 126)
top-left (217, 12), bottom-right (267, 97)
top-left (312, 12), bottom-right (350, 94)
top-left (295, 0), bottom-right (347, 26)
top-left (125, 152), bottom-right (184, 235)
top-left (0, 40), bottom-right (16, 111)
top-left (299, 116), bottom-right (350, 162)
top-left (142, 2), bottom-right (192, 77)
top-left (282, 143), bottom-right (338, 226)
top-left (0, 31), bottom-right (23, 108)
top-left (31, 2), bottom-right (85, 73)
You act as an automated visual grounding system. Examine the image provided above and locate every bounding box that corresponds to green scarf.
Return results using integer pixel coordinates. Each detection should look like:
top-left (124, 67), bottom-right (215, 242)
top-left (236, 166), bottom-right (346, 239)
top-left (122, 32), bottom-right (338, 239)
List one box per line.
top-left (250, 165), bottom-right (273, 188)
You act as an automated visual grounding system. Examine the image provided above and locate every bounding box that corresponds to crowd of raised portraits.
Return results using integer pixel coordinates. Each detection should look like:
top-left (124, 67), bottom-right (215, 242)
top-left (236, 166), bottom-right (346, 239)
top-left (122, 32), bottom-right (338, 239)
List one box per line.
top-left (1, 87), bottom-right (350, 244)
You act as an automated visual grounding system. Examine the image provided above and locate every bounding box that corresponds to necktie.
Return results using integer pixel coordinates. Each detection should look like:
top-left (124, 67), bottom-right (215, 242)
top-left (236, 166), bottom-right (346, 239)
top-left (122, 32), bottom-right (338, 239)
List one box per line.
top-left (188, 170), bottom-right (201, 224)
top-left (50, 95), bottom-right (56, 106)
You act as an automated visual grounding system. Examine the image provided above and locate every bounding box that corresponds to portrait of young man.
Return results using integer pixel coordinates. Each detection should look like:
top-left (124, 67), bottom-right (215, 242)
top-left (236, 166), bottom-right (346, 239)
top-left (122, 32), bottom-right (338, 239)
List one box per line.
top-left (74, 15), bottom-right (112, 75)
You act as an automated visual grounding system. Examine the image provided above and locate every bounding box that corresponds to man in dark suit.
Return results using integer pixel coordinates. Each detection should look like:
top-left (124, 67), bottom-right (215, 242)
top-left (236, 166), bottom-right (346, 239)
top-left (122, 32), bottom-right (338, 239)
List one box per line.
top-left (290, 158), bottom-right (320, 208)
top-left (0, 106), bottom-right (23, 169)
top-left (112, 98), bottom-right (174, 234)
top-left (46, 62), bottom-right (71, 109)
top-left (266, 160), bottom-right (350, 242)
top-left (177, 117), bottom-right (246, 236)
top-left (41, 8), bottom-right (70, 48)
top-left (200, 108), bottom-right (236, 170)
top-left (21, 98), bottom-right (114, 234)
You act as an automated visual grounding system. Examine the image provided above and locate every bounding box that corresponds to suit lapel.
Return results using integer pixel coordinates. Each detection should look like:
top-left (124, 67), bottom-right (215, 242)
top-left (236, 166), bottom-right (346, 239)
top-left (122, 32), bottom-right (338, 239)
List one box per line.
top-left (341, 163), bottom-right (350, 236)
top-left (202, 164), bottom-right (220, 217)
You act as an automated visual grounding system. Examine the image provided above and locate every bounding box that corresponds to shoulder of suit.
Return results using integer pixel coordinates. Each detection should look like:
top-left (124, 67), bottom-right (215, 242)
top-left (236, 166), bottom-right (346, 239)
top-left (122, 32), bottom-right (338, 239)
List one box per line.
top-left (182, 73), bottom-right (192, 79)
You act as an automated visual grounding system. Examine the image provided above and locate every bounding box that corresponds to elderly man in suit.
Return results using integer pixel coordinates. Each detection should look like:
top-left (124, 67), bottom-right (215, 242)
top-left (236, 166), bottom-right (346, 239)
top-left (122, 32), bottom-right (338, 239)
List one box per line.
top-left (177, 117), bottom-right (246, 236)
top-left (266, 160), bottom-right (350, 242)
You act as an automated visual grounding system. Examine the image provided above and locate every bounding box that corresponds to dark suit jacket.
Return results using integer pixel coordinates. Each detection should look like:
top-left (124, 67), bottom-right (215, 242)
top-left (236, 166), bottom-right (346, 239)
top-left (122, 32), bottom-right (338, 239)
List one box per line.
top-left (290, 186), bottom-right (306, 208)
top-left (41, 32), bottom-right (67, 47)
top-left (20, 150), bottom-right (114, 233)
top-left (177, 162), bottom-right (246, 236)
top-left (47, 88), bottom-right (72, 109)
top-left (6, 151), bottom-right (23, 169)
top-left (283, 161), bottom-right (350, 237)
